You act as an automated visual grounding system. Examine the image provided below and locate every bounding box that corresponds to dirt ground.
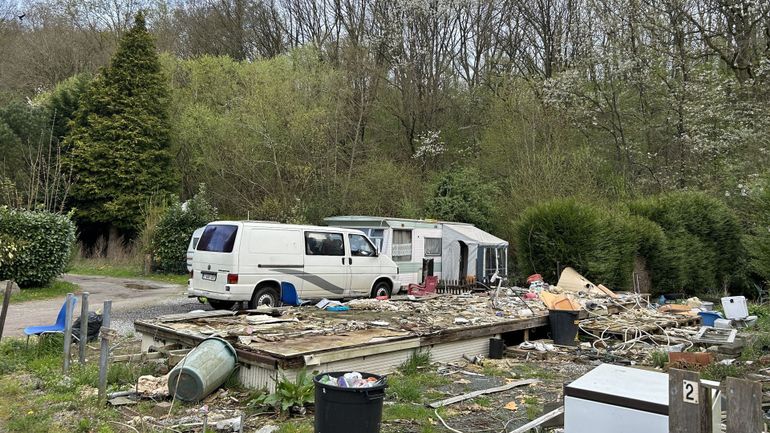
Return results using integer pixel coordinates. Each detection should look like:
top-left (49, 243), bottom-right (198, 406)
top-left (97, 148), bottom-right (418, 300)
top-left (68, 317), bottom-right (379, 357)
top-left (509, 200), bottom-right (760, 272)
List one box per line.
top-left (3, 274), bottom-right (194, 337)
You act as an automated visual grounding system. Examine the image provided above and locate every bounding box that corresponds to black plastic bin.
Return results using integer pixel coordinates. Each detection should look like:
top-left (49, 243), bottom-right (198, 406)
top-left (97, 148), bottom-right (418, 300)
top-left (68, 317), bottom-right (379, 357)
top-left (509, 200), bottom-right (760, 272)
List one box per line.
top-left (314, 372), bottom-right (387, 433)
top-left (489, 337), bottom-right (505, 359)
top-left (549, 309), bottom-right (579, 346)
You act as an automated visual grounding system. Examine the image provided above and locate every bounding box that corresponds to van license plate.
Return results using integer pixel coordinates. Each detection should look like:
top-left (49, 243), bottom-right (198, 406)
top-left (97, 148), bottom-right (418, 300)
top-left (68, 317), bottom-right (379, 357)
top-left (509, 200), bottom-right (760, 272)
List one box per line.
top-left (202, 273), bottom-right (216, 281)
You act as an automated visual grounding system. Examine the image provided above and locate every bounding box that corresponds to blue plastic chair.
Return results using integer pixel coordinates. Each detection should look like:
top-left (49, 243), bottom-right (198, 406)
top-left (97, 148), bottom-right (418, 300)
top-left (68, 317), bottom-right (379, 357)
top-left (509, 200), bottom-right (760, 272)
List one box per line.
top-left (24, 298), bottom-right (76, 345)
top-left (280, 282), bottom-right (303, 306)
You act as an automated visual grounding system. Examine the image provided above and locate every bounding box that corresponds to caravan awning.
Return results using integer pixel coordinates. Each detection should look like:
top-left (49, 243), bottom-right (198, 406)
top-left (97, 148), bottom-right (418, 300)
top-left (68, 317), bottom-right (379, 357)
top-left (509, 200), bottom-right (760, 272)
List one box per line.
top-left (442, 224), bottom-right (508, 247)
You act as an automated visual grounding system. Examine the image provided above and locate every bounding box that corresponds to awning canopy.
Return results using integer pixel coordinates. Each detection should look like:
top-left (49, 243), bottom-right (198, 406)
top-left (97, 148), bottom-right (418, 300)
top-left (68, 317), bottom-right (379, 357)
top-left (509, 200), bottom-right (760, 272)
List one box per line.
top-left (441, 224), bottom-right (508, 281)
top-left (442, 224), bottom-right (508, 247)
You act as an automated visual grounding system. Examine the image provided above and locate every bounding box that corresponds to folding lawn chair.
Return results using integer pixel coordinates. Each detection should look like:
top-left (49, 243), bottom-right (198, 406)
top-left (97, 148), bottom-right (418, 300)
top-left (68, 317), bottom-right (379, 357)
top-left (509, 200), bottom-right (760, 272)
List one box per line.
top-left (23, 297), bottom-right (76, 346)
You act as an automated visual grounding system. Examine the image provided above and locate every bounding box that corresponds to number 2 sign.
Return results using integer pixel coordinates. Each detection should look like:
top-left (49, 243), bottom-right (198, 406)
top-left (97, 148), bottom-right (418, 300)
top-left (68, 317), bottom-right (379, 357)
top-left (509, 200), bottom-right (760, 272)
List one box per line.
top-left (682, 380), bottom-right (699, 404)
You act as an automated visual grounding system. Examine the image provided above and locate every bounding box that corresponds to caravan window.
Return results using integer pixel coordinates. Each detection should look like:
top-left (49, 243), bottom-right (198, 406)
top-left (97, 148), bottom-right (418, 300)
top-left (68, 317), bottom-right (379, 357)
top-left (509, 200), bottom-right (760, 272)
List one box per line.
top-left (392, 229), bottom-right (412, 261)
top-left (368, 229), bottom-right (384, 251)
top-left (485, 247), bottom-right (498, 276)
top-left (424, 238), bottom-right (441, 256)
top-left (305, 232), bottom-right (345, 256)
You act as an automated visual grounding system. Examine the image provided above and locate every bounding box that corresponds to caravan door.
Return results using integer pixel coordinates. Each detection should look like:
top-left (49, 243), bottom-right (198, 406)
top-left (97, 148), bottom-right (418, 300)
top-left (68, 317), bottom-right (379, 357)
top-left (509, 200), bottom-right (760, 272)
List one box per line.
top-left (302, 231), bottom-right (351, 298)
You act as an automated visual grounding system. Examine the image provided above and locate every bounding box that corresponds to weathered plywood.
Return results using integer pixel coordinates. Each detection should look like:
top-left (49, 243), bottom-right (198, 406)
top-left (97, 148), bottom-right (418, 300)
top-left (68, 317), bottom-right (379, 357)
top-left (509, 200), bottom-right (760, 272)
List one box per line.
top-left (669, 369), bottom-right (712, 433)
top-left (725, 377), bottom-right (763, 433)
top-left (255, 328), bottom-right (412, 357)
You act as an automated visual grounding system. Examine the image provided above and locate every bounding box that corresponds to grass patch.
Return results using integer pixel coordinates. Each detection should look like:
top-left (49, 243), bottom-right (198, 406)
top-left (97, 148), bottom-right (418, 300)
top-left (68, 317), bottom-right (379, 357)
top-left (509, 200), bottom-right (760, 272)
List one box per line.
top-left (509, 362), bottom-right (557, 380)
top-left (7, 280), bottom-right (80, 303)
top-left (69, 260), bottom-right (188, 285)
top-left (0, 336), bottom-right (125, 433)
top-left (388, 352), bottom-right (449, 404)
top-left (401, 351), bottom-right (431, 375)
top-left (275, 420), bottom-right (313, 433)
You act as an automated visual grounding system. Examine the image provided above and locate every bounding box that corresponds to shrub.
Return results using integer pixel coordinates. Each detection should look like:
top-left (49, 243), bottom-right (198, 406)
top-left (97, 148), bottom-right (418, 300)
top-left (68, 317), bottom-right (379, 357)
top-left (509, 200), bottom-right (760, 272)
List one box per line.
top-left (629, 192), bottom-right (745, 293)
top-left (424, 167), bottom-right (499, 231)
top-left (514, 199), bottom-right (652, 289)
top-left (151, 185), bottom-right (217, 274)
top-left (0, 207), bottom-right (75, 287)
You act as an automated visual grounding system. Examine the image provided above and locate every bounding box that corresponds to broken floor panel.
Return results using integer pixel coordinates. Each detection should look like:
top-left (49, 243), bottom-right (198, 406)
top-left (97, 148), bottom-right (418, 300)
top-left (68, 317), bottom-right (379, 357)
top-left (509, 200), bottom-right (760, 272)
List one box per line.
top-left (134, 293), bottom-right (643, 391)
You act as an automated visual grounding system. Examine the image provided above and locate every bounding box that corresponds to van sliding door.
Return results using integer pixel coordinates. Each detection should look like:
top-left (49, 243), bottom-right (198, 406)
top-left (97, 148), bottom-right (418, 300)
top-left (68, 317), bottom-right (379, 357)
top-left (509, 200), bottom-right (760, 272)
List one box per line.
top-left (302, 232), bottom-right (351, 298)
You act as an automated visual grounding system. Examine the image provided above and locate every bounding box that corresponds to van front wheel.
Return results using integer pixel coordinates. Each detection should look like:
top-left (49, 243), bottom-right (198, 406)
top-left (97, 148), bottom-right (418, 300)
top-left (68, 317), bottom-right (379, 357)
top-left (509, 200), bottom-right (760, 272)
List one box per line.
top-left (249, 286), bottom-right (280, 309)
top-left (371, 281), bottom-right (392, 298)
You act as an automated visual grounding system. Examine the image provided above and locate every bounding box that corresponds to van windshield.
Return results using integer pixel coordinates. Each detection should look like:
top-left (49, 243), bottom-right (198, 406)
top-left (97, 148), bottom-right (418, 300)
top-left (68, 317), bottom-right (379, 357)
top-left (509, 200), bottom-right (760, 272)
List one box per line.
top-left (197, 225), bottom-right (238, 253)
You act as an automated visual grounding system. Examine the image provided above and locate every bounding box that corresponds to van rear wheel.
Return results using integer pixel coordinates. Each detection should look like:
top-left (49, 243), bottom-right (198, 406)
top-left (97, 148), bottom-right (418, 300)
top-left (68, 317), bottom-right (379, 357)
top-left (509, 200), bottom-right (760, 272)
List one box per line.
top-left (371, 281), bottom-right (392, 298)
top-left (207, 299), bottom-right (236, 310)
top-left (249, 286), bottom-right (280, 309)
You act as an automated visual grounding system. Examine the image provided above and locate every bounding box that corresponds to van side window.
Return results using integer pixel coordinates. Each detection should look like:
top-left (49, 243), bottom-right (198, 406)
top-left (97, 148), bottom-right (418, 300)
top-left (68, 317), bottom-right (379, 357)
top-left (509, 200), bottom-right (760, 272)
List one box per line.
top-left (350, 234), bottom-right (375, 257)
top-left (305, 232), bottom-right (345, 256)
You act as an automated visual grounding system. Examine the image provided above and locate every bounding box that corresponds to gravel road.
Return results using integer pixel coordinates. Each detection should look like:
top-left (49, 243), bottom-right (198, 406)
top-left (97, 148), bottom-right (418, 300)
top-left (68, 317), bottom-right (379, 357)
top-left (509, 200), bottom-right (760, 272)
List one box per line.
top-left (3, 274), bottom-right (212, 337)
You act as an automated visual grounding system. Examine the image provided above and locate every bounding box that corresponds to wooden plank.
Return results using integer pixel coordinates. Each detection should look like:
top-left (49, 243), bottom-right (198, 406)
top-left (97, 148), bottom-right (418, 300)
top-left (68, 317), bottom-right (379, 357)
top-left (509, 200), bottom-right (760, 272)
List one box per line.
top-left (669, 368), bottom-right (712, 433)
top-left (158, 310), bottom-right (236, 323)
top-left (508, 406), bottom-right (564, 433)
top-left (725, 377), bottom-right (763, 433)
top-left (427, 379), bottom-right (538, 408)
top-left (0, 280), bottom-right (13, 341)
top-left (420, 315), bottom-right (550, 346)
top-left (303, 338), bottom-right (420, 366)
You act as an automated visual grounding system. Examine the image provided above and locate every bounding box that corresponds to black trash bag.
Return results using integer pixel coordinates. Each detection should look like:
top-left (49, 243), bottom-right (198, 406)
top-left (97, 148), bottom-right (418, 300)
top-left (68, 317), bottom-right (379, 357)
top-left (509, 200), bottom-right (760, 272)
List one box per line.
top-left (72, 312), bottom-right (103, 342)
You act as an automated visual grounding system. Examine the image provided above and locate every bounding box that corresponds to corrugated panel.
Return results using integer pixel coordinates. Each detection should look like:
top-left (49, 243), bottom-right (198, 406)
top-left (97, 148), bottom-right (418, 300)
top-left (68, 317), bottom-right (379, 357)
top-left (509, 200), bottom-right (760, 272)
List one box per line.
top-left (237, 336), bottom-right (493, 391)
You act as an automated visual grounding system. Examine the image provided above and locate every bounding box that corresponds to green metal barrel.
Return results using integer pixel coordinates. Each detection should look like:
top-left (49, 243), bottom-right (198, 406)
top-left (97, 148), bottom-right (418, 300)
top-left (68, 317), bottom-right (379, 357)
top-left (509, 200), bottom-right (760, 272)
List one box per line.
top-left (168, 337), bottom-right (238, 402)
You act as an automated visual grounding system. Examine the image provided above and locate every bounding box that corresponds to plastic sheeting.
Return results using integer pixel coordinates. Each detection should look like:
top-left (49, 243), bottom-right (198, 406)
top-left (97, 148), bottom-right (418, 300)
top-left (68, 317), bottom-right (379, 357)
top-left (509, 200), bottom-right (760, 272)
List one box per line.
top-left (441, 224), bottom-right (508, 281)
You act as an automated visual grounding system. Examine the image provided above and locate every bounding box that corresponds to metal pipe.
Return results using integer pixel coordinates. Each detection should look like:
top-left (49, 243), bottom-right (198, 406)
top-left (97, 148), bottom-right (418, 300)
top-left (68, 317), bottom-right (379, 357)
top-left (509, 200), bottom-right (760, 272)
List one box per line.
top-left (98, 300), bottom-right (112, 403)
top-left (63, 292), bottom-right (74, 374)
top-left (79, 292), bottom-right (89, 364)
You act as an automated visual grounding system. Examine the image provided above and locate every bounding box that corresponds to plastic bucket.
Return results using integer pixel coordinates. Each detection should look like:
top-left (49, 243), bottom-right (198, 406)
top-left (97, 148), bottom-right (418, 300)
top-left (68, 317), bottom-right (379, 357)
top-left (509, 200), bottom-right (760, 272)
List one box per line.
top-left (168, 337), bottom-right (238, 402)
top-left (489, 338), bottom-right (505, 359)
top-left (698, 311), bottom-right (722, 327)
top-left (314, 372), bottom-right (387, 433)
top-left (549, 310), bottom-right (579, 346)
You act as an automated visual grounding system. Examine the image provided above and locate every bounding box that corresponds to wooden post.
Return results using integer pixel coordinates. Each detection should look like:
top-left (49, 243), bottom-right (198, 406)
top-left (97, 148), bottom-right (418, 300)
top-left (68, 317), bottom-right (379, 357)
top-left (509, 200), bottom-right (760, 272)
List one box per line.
top-left (98, 300), bottom-right (112, 403)
top-left (62, 293), bottom-right (75, 374)
top-left (725, 377), bottom-right (763, 433)
top-left (669, 368), bottom-right (712, 433)
top-left (0, 280), bottom-right (13, 341)
top-left (78, 292), bottom-right (89, 364)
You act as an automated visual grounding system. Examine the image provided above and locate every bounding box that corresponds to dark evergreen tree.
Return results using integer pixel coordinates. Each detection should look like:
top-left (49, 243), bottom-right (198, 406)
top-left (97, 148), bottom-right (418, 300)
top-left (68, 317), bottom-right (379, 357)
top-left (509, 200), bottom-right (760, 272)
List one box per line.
top-left (66, 11), bottom-right (175, 239)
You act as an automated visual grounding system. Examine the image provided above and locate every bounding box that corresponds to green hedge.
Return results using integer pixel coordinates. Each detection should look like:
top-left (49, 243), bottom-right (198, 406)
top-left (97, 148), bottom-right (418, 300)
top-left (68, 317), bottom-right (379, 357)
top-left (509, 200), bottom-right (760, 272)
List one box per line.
top-left (514, 199), bottom-right (651, 289)
top-left (628, 192), bottom-right (744, 292)
top-left (0, 207), bottom-right (76, 287)
top-left (152, 187), bottom-right (217, 274)
top-left (514, 192), bottom-right (745, 294)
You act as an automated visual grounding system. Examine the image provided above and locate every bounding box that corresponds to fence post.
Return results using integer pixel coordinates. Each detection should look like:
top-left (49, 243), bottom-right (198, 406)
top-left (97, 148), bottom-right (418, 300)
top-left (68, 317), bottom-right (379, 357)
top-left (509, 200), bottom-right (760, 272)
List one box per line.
top-left (62, 292), bottom-right (75, 374)
top-left (78, 292), bottom-right (89, 364)
top-left (0, 280), bottom-right (13, 341)
top-left (669, 368), bottom-right (712, 433)
top-left (725, 377), bottom-right (763, 433)
top-left (97, 300), bottom-right (112, 403)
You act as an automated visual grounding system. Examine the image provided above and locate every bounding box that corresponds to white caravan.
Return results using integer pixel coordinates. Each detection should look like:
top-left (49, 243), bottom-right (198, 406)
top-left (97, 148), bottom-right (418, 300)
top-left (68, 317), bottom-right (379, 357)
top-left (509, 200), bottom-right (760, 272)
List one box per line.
top-left (185, 226), bottom-right (205, 272)
top-left (324, 216), bottom-right (509, 287)
top-left (188, 221), bottom-right (399, 309)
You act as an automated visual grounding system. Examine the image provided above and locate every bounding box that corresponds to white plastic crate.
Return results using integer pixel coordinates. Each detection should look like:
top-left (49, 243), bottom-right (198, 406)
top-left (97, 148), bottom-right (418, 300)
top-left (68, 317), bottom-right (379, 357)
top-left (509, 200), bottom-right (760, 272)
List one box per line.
top-left (721, 296), bottom-right (749, 319)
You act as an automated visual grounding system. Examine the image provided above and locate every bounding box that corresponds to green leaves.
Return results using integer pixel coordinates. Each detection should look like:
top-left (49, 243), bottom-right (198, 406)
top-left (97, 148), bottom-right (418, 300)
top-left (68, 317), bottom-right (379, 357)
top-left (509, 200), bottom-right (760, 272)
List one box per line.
top-left (0, 207), bottom-right (75, 287)
top-left (516, 192), bottom-right (745, 294)
top-left (152, 185), bottom-right (217, 274)
top-left (66, 12), bottom-right (175, 237)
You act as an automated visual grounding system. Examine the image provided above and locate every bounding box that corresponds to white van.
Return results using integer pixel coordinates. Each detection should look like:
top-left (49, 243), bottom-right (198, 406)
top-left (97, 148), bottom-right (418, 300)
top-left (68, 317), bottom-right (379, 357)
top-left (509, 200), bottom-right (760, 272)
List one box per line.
top-left (186, 226), bottom-right (206, 272)
top-left (188, 221), bottom-right (400, 310)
